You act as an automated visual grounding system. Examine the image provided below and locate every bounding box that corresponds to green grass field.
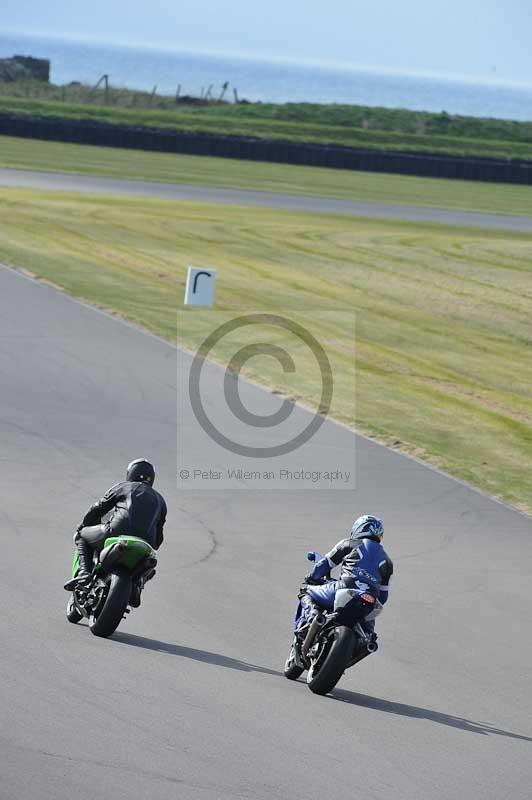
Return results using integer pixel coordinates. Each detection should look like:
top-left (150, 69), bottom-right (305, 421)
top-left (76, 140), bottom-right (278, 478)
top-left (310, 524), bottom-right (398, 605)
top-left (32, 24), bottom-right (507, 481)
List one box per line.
top-left (2, 87), bottom-right (532, 159)
top-left (2, 135), bottom-right (532, 217)
top-left (1, 185), bottom-right (531, 510)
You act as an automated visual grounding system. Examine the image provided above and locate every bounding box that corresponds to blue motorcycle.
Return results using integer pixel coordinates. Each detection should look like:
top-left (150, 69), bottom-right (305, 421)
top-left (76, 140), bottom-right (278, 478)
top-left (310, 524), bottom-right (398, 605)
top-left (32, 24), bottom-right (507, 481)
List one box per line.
top-left (284, 551), bottom-right (382, 695)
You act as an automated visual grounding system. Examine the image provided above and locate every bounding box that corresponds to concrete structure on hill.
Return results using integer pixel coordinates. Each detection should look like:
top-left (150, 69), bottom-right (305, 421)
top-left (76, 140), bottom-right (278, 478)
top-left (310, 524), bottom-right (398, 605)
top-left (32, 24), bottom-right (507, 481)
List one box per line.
top-left (0, 55), bottom-right (50, 82)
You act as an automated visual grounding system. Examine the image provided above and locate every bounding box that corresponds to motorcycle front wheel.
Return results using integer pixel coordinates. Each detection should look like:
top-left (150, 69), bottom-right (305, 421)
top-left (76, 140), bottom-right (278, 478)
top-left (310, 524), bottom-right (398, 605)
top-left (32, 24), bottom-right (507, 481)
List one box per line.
top-left (89, 570), bottom-right (132, 638)
top-left (307, 626), bottom-right (355, 696)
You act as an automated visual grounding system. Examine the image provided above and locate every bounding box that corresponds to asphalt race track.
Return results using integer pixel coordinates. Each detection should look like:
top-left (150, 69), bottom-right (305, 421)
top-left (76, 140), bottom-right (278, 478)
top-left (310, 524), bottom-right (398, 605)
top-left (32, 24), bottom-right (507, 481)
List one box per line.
top-left (1, 167), bottom-right (532, 232)
top-left (1, 260), bottom-right (531, 800)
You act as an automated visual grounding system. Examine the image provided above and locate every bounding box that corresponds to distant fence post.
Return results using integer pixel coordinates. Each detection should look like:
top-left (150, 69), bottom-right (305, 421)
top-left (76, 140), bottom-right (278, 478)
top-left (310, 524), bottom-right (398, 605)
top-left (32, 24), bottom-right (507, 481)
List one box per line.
top-left (89, 74), bottom-right (109, 104)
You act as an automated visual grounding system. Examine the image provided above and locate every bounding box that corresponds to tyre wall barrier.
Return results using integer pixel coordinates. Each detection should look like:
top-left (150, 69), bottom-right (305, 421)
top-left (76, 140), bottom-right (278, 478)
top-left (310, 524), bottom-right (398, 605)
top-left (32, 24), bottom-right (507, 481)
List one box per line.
top-left (1, 112), bottom-right (531, 184)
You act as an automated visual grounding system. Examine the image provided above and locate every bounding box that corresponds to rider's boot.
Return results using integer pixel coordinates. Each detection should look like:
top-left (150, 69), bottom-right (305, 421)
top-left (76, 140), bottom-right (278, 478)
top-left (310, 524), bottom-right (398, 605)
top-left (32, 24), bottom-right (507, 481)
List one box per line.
top-left (360, 619), bottom-right (378, 651)
top-left (129, 568), bottom-right (156, 608)
top-left (64, 538), bottom-right (94, 591)
top-left (129, 580), bottom-right (142, 608)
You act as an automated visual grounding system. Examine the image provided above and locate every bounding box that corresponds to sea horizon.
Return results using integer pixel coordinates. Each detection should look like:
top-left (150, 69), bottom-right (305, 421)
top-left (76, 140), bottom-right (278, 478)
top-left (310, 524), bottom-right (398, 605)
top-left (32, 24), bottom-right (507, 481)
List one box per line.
top-left (1, 29), bottom-right (531, 121)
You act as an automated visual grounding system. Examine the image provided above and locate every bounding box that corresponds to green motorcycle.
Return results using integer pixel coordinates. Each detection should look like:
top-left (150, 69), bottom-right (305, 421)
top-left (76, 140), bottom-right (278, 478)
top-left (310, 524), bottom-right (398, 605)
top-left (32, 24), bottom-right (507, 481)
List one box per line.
top-left (66, 536), bottom-right (157, 638)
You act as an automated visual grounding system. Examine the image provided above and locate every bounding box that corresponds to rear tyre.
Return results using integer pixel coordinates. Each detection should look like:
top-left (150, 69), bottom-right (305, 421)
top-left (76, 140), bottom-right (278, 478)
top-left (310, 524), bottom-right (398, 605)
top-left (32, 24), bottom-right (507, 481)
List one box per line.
top-left (307, 626), bottom-right (355, 696)
top-left (89, 570), bottom-right (132, 638)
top-left (66, 594), bottom-right (82, 624)
top-left (284, 642), bottom-right (304, 680)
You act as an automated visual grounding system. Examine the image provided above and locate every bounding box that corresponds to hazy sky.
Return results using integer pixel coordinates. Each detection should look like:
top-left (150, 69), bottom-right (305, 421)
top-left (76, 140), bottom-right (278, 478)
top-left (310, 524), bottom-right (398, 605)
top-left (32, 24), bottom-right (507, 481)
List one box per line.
top-left (4, 0), bottom-right (532, 84)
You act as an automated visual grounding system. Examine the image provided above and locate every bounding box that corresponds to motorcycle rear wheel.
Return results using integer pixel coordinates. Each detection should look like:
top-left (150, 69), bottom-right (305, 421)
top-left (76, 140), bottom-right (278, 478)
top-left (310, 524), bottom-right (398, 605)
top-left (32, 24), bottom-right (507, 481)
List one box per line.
top-left (89, 570), bottom-right (132, 638)
top-left (307, 626), bottom-right (355, 696)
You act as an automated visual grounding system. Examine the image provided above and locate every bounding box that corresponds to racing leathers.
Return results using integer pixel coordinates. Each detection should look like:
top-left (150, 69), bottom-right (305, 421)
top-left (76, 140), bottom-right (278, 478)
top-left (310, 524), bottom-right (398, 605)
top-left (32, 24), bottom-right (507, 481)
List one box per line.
top-left (296, 534), bottom-right (393, 635)
top-left (73, 480), bottom-right (167, 580)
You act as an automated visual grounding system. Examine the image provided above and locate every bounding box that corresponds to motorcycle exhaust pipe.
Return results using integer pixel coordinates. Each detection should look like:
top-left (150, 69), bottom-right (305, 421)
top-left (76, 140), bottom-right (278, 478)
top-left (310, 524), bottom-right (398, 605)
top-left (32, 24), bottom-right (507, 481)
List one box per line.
top-left (302, 614), bottom-right (326, 659)
top-left (346, 638), bottom-right (378, 668)
top-left (99, 539), bottom-right (127, 571)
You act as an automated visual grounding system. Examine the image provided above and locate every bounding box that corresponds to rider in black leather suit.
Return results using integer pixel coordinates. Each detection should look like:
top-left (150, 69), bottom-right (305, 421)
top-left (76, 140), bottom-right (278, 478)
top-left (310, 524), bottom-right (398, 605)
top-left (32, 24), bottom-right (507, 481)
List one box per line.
top-left (64, 459), bottom-right (167, 604)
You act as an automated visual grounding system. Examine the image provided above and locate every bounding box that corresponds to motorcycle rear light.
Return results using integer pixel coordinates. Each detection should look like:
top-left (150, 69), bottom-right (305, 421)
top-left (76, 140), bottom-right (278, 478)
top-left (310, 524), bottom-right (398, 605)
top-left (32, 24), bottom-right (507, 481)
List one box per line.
top-left (360, 593), bottom-right (375, 604)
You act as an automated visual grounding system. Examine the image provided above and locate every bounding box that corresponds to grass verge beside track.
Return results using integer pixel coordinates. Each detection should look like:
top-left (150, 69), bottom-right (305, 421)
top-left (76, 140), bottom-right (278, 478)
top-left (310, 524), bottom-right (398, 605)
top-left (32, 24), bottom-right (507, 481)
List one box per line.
top-left (1, 186), bottom-right (531, 509)
top-left (1, 135), bottom-right (532, 217)
top-left (2, 93), bottom-right (532, 160)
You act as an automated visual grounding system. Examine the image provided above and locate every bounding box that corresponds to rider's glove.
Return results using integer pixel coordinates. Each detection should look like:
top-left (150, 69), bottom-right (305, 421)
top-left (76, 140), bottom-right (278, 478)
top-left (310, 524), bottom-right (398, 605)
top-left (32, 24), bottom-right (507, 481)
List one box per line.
top-left (76, 523), bottom-right (84, 534)
top-left (304, 573), bottom-right (321, 585)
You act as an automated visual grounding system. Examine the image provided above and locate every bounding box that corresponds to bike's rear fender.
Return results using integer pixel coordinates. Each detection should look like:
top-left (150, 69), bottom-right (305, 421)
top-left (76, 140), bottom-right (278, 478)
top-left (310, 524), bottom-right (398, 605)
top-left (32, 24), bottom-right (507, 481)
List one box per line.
top-left (333, 588), bottom-right (371, 626)
top-left (101, 536), bottom-right (156, 571)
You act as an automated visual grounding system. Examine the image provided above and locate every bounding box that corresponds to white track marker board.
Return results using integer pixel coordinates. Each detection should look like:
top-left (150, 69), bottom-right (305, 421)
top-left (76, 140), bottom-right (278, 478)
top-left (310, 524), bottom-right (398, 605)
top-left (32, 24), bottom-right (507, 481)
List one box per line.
top-left (184, 267), bottom-right (217, 307)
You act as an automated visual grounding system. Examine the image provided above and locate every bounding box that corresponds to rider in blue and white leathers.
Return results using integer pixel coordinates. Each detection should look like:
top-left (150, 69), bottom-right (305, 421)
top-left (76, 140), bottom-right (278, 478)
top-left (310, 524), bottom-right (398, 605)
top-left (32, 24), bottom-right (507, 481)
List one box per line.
top-left (296, 515), bottom-right (393, 639)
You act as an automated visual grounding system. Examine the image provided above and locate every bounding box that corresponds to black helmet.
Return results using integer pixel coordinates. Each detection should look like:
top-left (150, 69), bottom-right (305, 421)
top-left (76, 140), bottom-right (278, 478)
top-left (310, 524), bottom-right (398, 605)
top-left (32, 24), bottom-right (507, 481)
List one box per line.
top-left (126, 458), bottom-right (155, 485)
